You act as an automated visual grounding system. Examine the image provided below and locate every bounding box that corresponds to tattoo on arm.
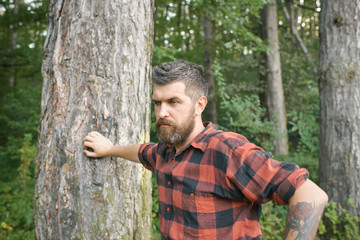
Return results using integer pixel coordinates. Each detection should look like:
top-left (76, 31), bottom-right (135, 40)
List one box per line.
top-left (283, 201), bottom-right (326, 240)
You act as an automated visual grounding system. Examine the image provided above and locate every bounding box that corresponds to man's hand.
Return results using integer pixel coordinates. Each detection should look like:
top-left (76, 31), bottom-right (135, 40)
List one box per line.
top-left (83, 131), bottom-right (113, 158)
top-left (83, 131), bottom-right (142, 163)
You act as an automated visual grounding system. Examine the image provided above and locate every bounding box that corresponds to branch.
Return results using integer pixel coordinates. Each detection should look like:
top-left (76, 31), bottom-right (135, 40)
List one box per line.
top-left (282, 5), bottom-right (318, 75)
top-left (296, 4), bottom-right (319, 13)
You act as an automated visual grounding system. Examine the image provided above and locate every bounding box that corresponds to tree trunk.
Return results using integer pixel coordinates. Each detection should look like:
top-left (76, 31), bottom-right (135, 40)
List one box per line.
top-left (319, 0), bottom-right (360, 216)
top-left (263, 0), bottom-right (289, 155)
top-left (34, 0), bottom-right (154, 239)
top-left (9, 0), bottom-right (20, 87)
top-left (203, 13), bottom-right (217, 124)
top-left (177, 0), bottom-right (182, 32)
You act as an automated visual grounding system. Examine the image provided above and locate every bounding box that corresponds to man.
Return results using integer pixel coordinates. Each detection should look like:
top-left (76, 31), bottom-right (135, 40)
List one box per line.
top-left (83, 60), bottom-right (328, 240)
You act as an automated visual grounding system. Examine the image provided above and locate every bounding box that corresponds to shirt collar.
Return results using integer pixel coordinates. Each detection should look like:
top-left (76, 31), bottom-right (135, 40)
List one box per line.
top-left (189, 122), bottom-right (217, 152)
top-left (166, 122), bottom-right (217, 155)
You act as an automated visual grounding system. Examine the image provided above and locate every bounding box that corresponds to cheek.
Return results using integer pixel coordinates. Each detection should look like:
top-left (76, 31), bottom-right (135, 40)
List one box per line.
top-left (155, 113), bottom-right (162, 121)
top-left (154, 106), bottom-right (161, 118)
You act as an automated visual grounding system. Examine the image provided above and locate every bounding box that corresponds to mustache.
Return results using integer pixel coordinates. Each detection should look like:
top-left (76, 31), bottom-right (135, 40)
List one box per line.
top-left (155, 118), bottom-right (175, 128)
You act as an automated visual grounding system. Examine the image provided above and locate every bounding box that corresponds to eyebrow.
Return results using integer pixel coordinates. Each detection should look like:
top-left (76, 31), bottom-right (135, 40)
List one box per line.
top-left (152, 97), bottom-right (181, 102)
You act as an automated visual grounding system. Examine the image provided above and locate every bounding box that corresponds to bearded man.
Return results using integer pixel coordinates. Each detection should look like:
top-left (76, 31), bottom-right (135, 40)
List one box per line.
top-left (83, 60), bottom-right (328, 240)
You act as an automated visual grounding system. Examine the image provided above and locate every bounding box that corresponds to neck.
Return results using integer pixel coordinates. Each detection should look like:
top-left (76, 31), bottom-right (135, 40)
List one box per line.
top-left (175, 120), bottom-right (204, 152)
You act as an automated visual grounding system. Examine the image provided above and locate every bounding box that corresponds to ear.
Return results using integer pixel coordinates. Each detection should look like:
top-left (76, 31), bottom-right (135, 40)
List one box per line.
top-left (195, 96), bottom-right (207, 116)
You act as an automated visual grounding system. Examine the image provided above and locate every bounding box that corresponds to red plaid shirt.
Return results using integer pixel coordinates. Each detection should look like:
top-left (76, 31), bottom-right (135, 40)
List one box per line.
top-left (139, 122), bottom-right (308, 240)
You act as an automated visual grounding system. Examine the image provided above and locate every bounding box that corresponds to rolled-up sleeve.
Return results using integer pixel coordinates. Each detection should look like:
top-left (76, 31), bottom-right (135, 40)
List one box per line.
top-left (227, 142), bottom-right (308, 205)
top-left (138, 142), bottom-right (158, 173)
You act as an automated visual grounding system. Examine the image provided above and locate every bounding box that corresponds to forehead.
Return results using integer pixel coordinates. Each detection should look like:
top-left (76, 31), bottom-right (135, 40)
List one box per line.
top-left (152, 81), bottom-right (189, 100)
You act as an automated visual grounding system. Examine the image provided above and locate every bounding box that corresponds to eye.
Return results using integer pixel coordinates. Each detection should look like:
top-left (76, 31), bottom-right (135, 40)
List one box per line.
top-left (153, 100), bottom-right (161, 106)
top-left (170, 100), bottom-right (177, 105)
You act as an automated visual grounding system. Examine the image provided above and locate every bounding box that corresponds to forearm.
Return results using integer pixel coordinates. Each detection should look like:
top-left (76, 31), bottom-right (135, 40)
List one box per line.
top-left (83, 131), bottom-right (142, 163)
top-left (107, 144), bottom-right (141, 163)
top-left (283, 180), bottom-right (328, 240)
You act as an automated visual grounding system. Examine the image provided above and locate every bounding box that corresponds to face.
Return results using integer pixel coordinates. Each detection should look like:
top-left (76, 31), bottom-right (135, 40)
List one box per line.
top-left (152, 81), bottom-right (196, 146)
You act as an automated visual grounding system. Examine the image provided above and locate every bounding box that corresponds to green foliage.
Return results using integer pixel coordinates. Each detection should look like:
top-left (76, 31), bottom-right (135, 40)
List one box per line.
top-left (0, 0), bottom-right (49, 93)
top-left (1, 1), bottom-right (357, 239)
top-left (0, 0), bottom-right (46, 181)
top-left (153, 0), bottom-right (268, 68)
top-left (278, 0), bottom-right (321, 157)
top-left (317, 200), bottom-right (360, 240)
top-left (0, 134), bottom-right (36, 240)
top-left (287, 104), bottom-right (319, 155)
top-left (260, 200), bottom-right (360, 240)
top-left (219, 94), bottom-right (276, 151)
top-left (214, 61), bottom-right (276, 151)
top-left (0, 1), bottom-right (47, 238)
top-left (260, 202), bottom-right (288, 240)
top-left (0, 83), bottom-right (41, 181)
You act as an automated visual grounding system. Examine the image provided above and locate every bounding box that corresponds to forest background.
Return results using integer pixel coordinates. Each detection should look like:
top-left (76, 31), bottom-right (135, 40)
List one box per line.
top-left (0, 0), bottom-right (359, 239)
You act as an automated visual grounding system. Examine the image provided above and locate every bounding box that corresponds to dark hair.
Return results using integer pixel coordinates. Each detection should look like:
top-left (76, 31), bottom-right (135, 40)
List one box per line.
top-left (153, 60), bottom-right (208, 100)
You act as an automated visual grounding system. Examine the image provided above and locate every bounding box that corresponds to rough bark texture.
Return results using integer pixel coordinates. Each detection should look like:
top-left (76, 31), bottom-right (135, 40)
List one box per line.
top-left (319, 0), bottom-right (360, 216)
top-left (203, 13), bottom-right (217, 124)
top-left (263, 0), bottom-right (289, 155)
top-left (34, 0), bottom-right (154, 239)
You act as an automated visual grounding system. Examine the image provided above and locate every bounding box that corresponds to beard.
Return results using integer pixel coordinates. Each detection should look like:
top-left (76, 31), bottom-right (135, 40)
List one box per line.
top-left (155, 108), bottom-right (196, 146)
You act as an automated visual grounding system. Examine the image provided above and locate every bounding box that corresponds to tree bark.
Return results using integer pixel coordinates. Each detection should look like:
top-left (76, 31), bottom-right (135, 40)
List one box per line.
top-left (263, 0), bottom-right (289, 155)
top-left (203, 12), bottom-right (217, 124)
top-left (319, 0), bottom-right (360, 216)
top-left (34, 0), bottom-right (154, 239)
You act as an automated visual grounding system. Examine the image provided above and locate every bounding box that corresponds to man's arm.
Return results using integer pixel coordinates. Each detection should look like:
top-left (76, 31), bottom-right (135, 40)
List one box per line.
top-left (283, 179), bottom-right (328, 240)
top-left (83, 131), bottom-right (141, 163)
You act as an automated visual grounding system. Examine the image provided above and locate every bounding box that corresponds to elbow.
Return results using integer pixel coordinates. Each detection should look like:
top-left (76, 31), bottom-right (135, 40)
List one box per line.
top-left (320, 188), bottom-right (329, 204)
top-left (290, 179), bottom-right (329, 205)
top-left (312, 182), bottom-right (328, 205)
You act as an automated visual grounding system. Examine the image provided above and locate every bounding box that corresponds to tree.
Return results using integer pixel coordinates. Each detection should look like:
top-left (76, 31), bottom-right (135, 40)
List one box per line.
top-left (319, 0), bottom-right (360, 217)
top-left (203, 12), bottom-right (217, 124)
top-left (152, 0), bottom-right (267, 126)
top-left (9, 0), bottom-right (20, 87)
top-left (34, 0), bottom-right (154, 239)
top-left (262, 0), bottom-right (289, 155)
top-left (0, 0), bottom-right (49, 178)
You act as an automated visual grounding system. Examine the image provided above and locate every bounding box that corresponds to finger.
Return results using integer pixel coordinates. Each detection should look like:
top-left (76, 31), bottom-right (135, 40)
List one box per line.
top-left (89, 131), bottom-right (101, 137)
top-left (84, 149), bottom-right (97, 158)
top-left (83, 141), bottom-right (94, 149)
top-left (83, 135), bottom-right (96, 143)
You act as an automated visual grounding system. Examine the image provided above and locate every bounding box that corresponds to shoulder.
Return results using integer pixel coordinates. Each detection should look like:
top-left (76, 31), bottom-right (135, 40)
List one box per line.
top-left (204, 128), bottom-right (269, 159)
top-left (206, 129), bottom-right (250, 149)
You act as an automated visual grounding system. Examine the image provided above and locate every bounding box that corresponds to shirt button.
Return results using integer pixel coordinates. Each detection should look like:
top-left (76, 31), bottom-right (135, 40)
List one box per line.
top-left (190, 193), bottom-right (195, 197)
top-left (167, 181), bottom-right (171, 185)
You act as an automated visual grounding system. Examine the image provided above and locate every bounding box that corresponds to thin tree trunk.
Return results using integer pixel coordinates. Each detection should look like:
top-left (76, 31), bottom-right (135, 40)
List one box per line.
top-left (282, 4), bottom-right (312, 65)
top-left (259, 10), bottom-right (268, 111)
top-left (34, 0), bottom-right (154, 239)
top-left (177, 0), bottom-right (182, 32)
top-left (263, 0), bottom-right (289, 155)
top-left (319, 0), bottom-right (360, 217)
top-left (203, 13), bottom-right (217, 124)
top-left (9, 0), bottom-right (20, 87)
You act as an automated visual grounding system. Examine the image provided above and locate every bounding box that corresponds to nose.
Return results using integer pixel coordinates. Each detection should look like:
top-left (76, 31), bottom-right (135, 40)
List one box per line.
top-left (157, 104), bottom-right (169, 119)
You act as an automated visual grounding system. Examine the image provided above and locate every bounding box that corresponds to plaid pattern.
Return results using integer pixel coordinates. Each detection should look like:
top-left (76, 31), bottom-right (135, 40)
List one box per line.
top-left (139, 122), bottom-right (308, 240)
